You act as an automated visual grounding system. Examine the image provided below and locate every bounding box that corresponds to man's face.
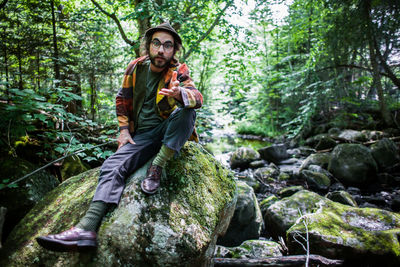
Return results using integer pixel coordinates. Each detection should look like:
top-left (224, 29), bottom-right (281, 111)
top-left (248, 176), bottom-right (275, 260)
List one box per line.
top-left (149, 31), bottom-right (175, 70)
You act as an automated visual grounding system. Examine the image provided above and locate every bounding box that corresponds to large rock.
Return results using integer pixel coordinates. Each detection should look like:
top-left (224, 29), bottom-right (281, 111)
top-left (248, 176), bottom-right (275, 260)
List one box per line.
top-left (287, 197), bottom-right (400, 265)
top-left (0, 156), bottom-right (59, 242)
top-left (0, 142), bottom-right (237, 267)
top-left (371, 138), bottom-right (400, 170)
top-left (215, 240), bottom-right (282, 259)
top-left (217, 181), bottom-right (263, 247)
top-left (230, 147), bottom-right (260, 170)
top-left (263, 190), bottom-right (325, 238)
top-left (300, 170), bottom-right (331, 191)
top-left (338, 129), bottom-right (368, 142)
top-left (258, 144), bottom-right (288, 164)
top-left (328, 144), bottom-right (378, 186)
top-left (300, 153), bottom-right (331, 171)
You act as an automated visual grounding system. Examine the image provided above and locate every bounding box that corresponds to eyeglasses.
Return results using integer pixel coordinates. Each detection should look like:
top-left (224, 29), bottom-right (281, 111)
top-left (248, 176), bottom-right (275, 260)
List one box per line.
top-left (151, 39), bottom-right (174, 52)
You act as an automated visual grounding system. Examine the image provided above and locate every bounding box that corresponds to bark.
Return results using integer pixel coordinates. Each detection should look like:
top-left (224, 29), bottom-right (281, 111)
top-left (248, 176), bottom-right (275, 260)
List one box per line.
top-left (213, 255), bottom-right (344, 266)
top-left (0, 207), bottom-right (6, 249)
top-left (50, 0), bottom-right (60, 84)
top-left (89, 71), bottom-right (97, 121)
top-left (2, 29), bottom-right (9, 100)
top-left (17, 41), bottom-right (23, 90)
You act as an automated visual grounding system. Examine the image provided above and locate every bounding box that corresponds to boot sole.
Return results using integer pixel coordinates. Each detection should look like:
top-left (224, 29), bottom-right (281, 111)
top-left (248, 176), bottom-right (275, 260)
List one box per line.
top-left (36, 236), bottom-right (97, 252)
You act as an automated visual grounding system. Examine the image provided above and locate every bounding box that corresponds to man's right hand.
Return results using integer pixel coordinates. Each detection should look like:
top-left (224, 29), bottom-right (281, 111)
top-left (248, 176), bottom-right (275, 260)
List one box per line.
top-left (117, 129), bottom-right (135, 149)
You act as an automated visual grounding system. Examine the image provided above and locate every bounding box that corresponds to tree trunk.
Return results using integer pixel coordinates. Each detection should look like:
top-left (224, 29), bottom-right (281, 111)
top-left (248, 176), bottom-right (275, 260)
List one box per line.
top-left (89, 71), bottom-right (97, 121)
top-left (50, 0), bottom-right (60, 85)
top-left (36, 50), bottom-right (40, 91)
top-left (364, 0), bottom-right (392, 126)
top-left (17, 41), bottom-right (23, 90)
top-left (3, 30), bottom-right (10, 101)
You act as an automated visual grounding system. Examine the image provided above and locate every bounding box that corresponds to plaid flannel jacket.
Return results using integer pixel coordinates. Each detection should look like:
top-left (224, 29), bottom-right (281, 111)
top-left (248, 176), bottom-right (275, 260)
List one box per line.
top-left (116, 56), bottom-right (203, 142)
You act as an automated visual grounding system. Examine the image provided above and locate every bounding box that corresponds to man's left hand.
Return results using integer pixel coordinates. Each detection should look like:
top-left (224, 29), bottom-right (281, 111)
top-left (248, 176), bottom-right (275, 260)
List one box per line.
top-left (159, 71), bottom-right (182, 101)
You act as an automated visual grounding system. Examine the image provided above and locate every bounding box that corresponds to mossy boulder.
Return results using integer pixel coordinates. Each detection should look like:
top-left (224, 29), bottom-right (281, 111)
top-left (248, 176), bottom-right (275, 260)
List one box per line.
top-left (254, 166), bottom-right (279, 182)
top-left (287, 198), bottom-right (400, 265)
top-left (217, 181), bottom-right (263, 247)
top-left (300, 170), bottom-right (331, 191)
top-left (0, 142), bottom-right (237, 267)
top-left (371, 138), bottom-right (400, 170)
top-left (230, 147), bottom-right (260, 170)
top-left (325, 190), bottom-right (358, 207)
top-left (263, 190), bottom-right (325, 239)
top-left (60, 155), bottom-right (89, 181)
top-left (258, 144), bottom-right (288, 164)
top-left (0, 156), bottom-right (59, 242)
top-left (215, 239), bottom-right (282, 259)
top-left (300, 152), bottom-right (331, 171)
top-left (328, 144), bottom-right (378, 186)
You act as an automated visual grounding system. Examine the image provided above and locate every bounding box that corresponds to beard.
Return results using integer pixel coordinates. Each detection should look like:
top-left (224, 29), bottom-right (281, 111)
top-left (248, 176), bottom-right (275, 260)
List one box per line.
top-left (149, 52), bottom-right (173, 69)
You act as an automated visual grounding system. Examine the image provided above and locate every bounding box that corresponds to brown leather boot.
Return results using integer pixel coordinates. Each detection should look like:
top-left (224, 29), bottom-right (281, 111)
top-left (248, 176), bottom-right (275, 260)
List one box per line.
top-left (36, 227), bottom-right (97, 252)
top-left (141, 164), bottom-right (162, 194)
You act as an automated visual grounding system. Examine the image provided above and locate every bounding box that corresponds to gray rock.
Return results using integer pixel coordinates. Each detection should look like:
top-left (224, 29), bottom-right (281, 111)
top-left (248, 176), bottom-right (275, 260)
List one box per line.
top-left (371, 138), bottom-right (400, 170)
top-left (338, 129), bottom-right (368, 142)
top-left (287, 196), bottom-right (400, 265)
top-left (218, 181), bottom-right (263, 247)
top-left (315, 136), bottom-right (337, 150)
top-left (215, 239), bottom-right (282, 259)
top-left (328, 144), bottom-right (378, 186)
top-left (278, 186), bottom-right (304, 198)
top-left (254, 166), bottom-right (280, 182)
top-left (258, 144), bottom-right (288, 164)
top-left (325, 191), bottom-right (358, 207)
top-left (300, 153), bottom-right (331, 171)
top-left (300, 170), bottom-right (331, 191)
top-left (328, 127), bottom-right (341, 135)
top-left (230, 147), bottom-right (260, 170)
top-left (1, 143), bottom-right (237, 267)
top-left (249, 160), bottom-right (267, 169)
top-left (263, 190), bottom-right (325, 238)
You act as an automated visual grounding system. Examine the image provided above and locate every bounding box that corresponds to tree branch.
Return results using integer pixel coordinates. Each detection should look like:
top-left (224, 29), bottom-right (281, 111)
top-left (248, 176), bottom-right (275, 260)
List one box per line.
top-left (374, 42), bottom-right (400, 89)
top-left (90, 0), bottom-right (136, 47)
top-left (182, 1), bottom-right (234, 61)
top-left (213, 255), bottom-right (344, 266)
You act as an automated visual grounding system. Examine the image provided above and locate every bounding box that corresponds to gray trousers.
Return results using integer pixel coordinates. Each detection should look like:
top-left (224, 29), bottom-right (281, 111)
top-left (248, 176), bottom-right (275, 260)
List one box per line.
top-left (92, 108), bottom-right (196, 204)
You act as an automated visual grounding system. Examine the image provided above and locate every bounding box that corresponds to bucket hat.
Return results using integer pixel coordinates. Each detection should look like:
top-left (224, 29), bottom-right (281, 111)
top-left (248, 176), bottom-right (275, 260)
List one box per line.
top-left (144, 21), bottom-right (182, 45)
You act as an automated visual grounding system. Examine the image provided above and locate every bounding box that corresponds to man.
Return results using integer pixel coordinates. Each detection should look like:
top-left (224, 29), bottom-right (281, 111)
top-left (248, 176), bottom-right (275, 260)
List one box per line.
top-left (36, 22), bottom-right (203, 252)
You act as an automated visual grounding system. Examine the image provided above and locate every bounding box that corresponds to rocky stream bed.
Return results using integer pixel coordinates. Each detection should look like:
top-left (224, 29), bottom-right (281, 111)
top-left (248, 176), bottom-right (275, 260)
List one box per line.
top-left (211, 128), bottom-right (400, 266)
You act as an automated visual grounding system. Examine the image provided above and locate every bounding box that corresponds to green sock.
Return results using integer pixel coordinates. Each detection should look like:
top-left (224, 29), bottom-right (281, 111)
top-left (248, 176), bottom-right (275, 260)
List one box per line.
top-left (152, 145), bottom-right (175, 168)
top-left (76, 201), bottom-right (108, 232)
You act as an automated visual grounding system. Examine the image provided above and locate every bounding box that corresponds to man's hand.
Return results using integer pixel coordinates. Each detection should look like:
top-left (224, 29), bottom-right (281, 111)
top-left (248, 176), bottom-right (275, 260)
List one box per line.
top-left (117, 129), bottom-right (135, 149)
top-left (159, 71), bottom-right (182, 102)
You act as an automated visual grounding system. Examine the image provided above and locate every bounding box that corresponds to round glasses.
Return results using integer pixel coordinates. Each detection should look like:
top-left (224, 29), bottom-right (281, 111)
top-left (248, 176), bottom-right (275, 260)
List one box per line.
top-left (151, 39), bottom-right (174, 52)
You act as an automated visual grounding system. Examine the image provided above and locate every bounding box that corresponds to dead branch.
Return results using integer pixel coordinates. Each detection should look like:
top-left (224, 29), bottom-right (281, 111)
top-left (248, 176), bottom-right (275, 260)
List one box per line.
top-left (213, 254), bottom-right (344, 266)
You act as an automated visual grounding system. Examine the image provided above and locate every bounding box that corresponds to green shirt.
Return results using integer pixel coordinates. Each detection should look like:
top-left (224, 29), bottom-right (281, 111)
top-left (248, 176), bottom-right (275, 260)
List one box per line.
top-left (136, 60), bottom-right (164, 132)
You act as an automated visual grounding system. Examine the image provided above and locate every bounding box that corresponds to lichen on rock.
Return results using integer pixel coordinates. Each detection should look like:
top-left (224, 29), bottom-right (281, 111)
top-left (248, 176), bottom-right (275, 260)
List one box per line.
top-left (1, 142), bottom-right (237, 267)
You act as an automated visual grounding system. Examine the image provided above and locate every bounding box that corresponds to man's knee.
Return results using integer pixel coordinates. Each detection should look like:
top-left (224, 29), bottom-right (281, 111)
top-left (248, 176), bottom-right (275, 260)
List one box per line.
top-left (170, 108), bottom-right (196, 123)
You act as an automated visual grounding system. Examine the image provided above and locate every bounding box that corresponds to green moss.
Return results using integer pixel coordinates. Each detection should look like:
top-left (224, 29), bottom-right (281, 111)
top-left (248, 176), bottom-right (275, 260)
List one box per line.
top-left (287, 198), bottom-right (400, 260)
